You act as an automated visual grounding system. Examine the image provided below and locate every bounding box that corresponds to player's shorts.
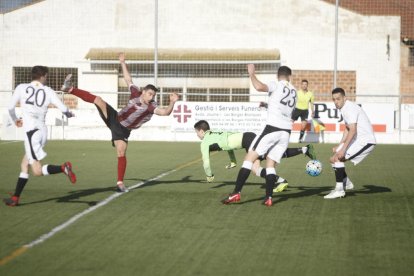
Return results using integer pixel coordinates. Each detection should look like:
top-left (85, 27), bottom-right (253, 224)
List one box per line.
top-left (24, 126), bottom-right (48, 164)
top-left (96, 103), bottom-right (131, 146)
top-left (291, 108), bottom-right (309, 121)
top-left (241, 132), bottom-right (256, 152)
top-left (337, 141), bottom-right (376, 165)
top-left (249, 125), bottom-right (291, 163)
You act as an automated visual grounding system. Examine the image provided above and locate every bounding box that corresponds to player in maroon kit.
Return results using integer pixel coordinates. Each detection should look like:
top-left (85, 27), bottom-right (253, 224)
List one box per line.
top-left (61, 53), bottom-right (179, 192)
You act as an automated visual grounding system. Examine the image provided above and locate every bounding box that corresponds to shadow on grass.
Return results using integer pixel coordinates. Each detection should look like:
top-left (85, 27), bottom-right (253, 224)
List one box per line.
top-left (19, 187), bottom-right (116, 207)
top-left (226, 184), bottom-right (392, 205)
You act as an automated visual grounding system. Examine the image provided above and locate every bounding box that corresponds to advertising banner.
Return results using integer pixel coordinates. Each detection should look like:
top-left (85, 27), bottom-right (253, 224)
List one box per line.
top-left (171, 101), bottom-right (394, 133)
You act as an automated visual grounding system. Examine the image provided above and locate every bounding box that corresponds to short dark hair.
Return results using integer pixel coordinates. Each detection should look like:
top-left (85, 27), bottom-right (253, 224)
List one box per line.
top-left (301, 79), bottom-right (308, 84)
top-left (31, 66), bottom-right (48, 80)
top-left (277, 66), bottom-right (292, 77)
top-left (143, 84), bottom-right (159, 92)
top-left (194, 120), bottom-right (210, 131)
top-left (332, 87), bottom-right (346, 96)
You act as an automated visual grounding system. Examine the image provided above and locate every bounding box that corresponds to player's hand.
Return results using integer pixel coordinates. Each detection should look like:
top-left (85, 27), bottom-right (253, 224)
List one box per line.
top-left (247, 64), bottom-right (255, 76)
top-left (206, 175), bottom-right (214, 183)
top-left (15, 119), bottom-right (23, 128)
top-left (169, 92), bottom-right (179, 103)
top-left (259, 102), bottom-right (268, 109)
top-left (64, 111), bottom-right (75, 118)
top-left (119, 52), bottom-right (126, 63)
top-left (225, 162), bottom-right (237, 169)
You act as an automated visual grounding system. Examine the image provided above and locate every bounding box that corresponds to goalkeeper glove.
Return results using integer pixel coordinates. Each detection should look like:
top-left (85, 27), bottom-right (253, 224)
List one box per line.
top-left (206, 175), bottom-right (215, 183)
top-left (225, 162), bottom-right (237, 169)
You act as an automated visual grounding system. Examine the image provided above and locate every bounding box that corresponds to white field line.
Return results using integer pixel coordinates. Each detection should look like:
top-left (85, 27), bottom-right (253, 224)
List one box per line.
top-left (0, 156), bottom-right (202, 266)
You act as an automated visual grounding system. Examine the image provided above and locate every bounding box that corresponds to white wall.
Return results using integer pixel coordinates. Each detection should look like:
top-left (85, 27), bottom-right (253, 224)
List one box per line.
top-left (0, 0), bottom-right (405, 142)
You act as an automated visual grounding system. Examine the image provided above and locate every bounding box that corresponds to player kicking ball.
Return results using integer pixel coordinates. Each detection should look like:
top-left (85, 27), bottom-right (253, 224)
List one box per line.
top-left (324, 87), bottom-right (376, 199)
top-left (4, 66), bottom-right (76, 207)
top-left (60, 53), bottom-right (179, 193)
top-left (194, 120), bottom-right (317, 192)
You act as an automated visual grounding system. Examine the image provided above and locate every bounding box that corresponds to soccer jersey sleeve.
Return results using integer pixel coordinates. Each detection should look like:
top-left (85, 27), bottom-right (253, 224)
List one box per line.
top-left (8, 85), bottom-right (22, 122)
top-left (129, 84), bottom-right (142, 98)
top-left (200, 142), bottom-right (213, 177)
top-left (342, 103), bottom-right (358, 125)
top-left (266, 81), bottom-right (278, 93)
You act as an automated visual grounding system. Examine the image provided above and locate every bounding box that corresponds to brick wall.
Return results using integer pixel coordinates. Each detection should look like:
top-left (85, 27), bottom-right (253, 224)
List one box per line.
top-left (292, 70), bottom-right (356, 101)
top-left (321, 0), bottom-right (414, 40)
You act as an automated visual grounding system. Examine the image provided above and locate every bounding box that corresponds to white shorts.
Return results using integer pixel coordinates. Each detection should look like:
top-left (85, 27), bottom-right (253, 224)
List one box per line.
top-left (24, 127), bottom-right (48, 164)
top-left (250, 125), bottom-right (290, 164)
top-left (337, 140), bottom-right (375, 165)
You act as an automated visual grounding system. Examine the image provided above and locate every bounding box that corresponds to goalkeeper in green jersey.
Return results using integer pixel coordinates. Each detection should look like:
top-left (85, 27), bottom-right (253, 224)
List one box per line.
top-left (194, 120), bottom-right (316, 191)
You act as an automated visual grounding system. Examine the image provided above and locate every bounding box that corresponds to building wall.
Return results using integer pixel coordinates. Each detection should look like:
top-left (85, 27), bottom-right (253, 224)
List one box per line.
top-left (0, 0), bottom-right (400, 96)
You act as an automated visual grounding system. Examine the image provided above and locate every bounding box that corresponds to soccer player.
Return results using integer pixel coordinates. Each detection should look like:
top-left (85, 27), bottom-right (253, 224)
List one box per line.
top-left (4, 66), bottom-right (76, 207)
top-left (222, 64), bottom-right (297, 206)
top-left (324, 87), bottom-right (376, 199)
top-left (60, 53), bottom-right (179, 192)
top-left (292, 79), bottom-right (314, 143)
top-left (194, 120), bottom-right (316, 192)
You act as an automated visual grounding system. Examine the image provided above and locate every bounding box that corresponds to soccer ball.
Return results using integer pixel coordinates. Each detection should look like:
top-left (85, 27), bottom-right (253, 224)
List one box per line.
top-left (306, 160), bottom-right (322, 177)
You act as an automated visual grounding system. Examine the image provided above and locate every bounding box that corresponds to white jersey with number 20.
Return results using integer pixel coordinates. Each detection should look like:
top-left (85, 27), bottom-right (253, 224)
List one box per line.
top-left (8, 81), bottom-right (68, 131)
top-left (266, 80), bottom-right (297, 130)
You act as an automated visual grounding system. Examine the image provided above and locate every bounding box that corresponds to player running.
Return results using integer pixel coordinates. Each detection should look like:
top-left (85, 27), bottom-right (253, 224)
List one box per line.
top-left (194, 120), bottom-right (316, 192)
top-left (4, 66), bottom-right (76, 207)
top-left (222, 64), bottom-right (297, 206)
top-left (324, 87), bottom-right (376, 199)
top-left (60, 53), bottom-right (179, 193)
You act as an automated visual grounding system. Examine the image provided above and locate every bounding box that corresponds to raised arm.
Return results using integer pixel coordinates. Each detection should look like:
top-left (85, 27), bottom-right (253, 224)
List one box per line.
top-left (247, 64), bottom-right (269, 92)
top-left (119, 52), bottom-right (133, 87)
top-left (154, 92), bottom-right (179, 116)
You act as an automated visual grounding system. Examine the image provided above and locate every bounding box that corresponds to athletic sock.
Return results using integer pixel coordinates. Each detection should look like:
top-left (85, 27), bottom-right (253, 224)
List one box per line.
top-left (117, 156), bottom-right (127, 183)
top-left (42, 165), bottom-right (63, 175)
top-left (265, 168), bottom-right (277, 198)
top-left (283, 148), bottom-right (302, 158)
top-left (71, 88), bottom-right (97, 103)
top-left (299, 131), bottom-right (305, 141)
top-left (334, 162), bottom-right (346, 190)
top-left (234, 161), bottom-right (252, 193)
top-left (14, 172), bottom-right (29, 197)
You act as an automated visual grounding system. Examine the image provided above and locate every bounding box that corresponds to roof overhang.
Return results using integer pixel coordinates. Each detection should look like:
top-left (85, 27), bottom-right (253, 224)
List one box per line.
top-left (85, 48), bottom-right (280, 63)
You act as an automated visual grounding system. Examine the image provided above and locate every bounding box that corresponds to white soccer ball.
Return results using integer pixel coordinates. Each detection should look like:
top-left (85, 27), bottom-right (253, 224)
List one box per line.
top-left (306, 160), bottom-right (322, 177)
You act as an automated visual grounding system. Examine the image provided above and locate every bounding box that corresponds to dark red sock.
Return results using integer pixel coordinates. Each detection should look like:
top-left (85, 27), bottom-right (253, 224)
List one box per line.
top-left (71, 88), bottom-right (97, 103)
top-left (117, 156), bottom-right (127, 182)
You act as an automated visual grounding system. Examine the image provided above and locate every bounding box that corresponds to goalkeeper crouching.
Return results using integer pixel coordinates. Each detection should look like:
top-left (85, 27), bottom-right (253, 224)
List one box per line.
top-left (194, 120), bottom-right (317, 192)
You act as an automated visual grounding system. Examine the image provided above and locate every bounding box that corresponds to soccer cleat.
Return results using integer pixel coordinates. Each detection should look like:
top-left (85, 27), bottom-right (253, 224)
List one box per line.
top-left (62, 162), bottom-right (76, 184)
top-left (116, 182), bottom-right (129, 193)
top-left (263, 197), bottom-right (273, 207)
top-left (324, 189), bottom-right (346, 199)
top-left (61, 74), bottom-right (73, 92)
top-left (3, 196), bottom-right (19, 207)
top-left (273, 180), bottom-right (289, 193)
top-left (305, 144), bottom-right (317, 160)
top-left (221, 193), bottom-right (240, 204)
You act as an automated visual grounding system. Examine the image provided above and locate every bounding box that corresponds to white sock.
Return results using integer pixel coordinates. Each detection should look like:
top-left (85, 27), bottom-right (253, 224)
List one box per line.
top-left (42, 165), bottom-right (49, 176)
top-left (335, 182), bottom-right (344, 191)
top-left (242, 160), bottom-right (253, 170)
top-left (276, 177), bottom-right (285, 183)
top-left (302, 147), bottom-right (307, 154)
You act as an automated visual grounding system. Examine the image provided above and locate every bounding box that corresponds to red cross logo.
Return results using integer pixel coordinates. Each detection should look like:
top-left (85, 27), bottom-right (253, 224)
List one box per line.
top-left (173, 104), bottom-right (192, 123)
